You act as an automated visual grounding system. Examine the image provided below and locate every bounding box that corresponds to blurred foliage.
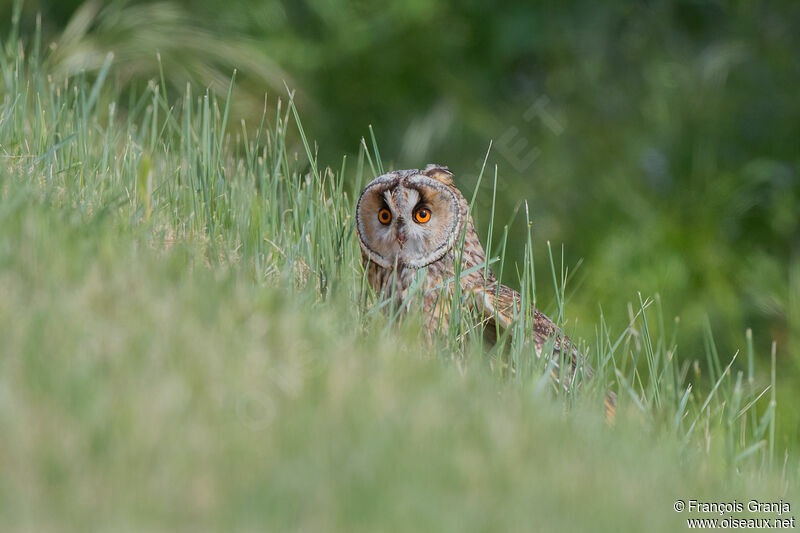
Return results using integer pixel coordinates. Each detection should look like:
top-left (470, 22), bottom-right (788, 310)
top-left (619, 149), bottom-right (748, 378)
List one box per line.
top-left (1, 0), bottom-right (293, 116)
top-left (2, 0), bottom-right (799, 437)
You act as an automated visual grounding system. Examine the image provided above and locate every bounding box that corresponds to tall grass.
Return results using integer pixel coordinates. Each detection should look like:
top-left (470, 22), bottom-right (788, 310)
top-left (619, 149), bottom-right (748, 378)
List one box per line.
top-left (0, 15), bottom-right (796, 532)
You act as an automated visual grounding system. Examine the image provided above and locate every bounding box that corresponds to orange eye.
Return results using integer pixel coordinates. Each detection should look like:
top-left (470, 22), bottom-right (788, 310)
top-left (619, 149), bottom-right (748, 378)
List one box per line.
top-left (378, 208), bottom-right (392, 225)
top-left (414, 207), bottom-right (431, 224)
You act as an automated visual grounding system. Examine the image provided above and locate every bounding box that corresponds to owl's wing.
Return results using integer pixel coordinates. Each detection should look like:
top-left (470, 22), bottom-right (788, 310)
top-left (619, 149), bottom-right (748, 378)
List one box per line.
top-left (470, 281), bottom-right (584, 383)
top-left (471, 281), bottom-right (616, 420)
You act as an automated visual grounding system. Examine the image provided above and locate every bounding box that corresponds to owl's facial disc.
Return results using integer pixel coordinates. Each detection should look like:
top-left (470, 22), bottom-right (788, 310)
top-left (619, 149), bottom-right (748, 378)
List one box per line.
top-left (356, 171), bottom-right (461, 269)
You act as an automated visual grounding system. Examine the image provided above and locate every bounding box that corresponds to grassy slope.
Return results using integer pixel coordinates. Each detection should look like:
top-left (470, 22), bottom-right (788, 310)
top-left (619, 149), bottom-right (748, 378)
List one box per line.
top-left (0, 39), bottom-right (796, 531)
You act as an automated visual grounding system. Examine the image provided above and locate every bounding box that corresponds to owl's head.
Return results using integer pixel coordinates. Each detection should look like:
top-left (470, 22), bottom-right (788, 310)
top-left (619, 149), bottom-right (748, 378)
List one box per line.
top-left (356, 165), bottom-right (466, 269)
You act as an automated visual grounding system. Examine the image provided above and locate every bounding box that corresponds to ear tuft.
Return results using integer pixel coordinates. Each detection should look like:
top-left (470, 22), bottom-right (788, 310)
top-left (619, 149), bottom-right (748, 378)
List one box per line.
top-left (422, 164), bottom-right (454, 185)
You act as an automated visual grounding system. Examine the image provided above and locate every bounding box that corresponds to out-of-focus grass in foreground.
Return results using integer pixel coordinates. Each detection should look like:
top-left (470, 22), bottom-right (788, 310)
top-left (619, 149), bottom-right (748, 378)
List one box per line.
top-left (0, 18), bottom-right (796, 532)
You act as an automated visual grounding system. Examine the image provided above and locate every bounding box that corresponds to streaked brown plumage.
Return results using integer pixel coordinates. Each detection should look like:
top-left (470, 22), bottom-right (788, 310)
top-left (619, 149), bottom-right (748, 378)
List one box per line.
top-left (356, 165), bottom-right (587, 383)
top-left (357, 165), bottom-right (618, 420)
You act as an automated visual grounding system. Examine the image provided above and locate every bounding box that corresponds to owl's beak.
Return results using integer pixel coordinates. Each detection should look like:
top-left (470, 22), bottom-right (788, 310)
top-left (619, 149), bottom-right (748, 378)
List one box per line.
top-left (397, 228), bottom-right (407, 247)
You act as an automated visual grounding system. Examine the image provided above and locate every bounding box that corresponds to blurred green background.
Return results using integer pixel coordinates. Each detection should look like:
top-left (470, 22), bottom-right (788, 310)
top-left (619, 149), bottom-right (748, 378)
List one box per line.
top-left (3, 0), bottom-right (799, 439)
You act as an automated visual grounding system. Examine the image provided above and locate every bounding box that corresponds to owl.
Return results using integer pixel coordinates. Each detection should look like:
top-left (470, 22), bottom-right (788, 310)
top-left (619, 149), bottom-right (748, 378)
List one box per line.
top-left (355, 164), bottom-right (585, 385)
